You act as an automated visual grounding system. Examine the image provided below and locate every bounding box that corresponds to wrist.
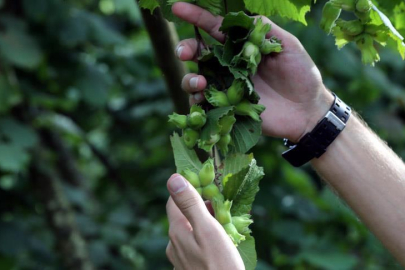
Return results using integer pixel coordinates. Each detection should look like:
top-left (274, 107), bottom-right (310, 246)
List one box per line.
top-left (282, 90), bottom-right (351, 167)
top-left (297, 88), bottom-right (335, 142)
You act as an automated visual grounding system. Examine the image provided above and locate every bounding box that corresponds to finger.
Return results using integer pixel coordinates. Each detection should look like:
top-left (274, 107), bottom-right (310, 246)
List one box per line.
top-left (166, 196), bottom-right (190, 227)
top-left (189, 93), bottom-right (205, 106)
top-left (166, 197), bottom-right (200, 257)
top-left (166, 241), bottom-right (175, 265)
top-left (181, 74), bottom-right (207, 93)
top-left (166, 241), bottom-right (182, 270)
top-left (175, 39), bottom-right (200, 62)
top-left (167, 174), bottom-right (212, 228)
top-left (182, 73), bottom-right (206, 105)
top-left (172, 3), bottom-right (225, 43)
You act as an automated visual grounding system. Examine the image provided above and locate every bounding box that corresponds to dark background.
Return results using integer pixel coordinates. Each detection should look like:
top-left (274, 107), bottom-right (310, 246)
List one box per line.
top-left (0, 0), bottom-right (404, 269)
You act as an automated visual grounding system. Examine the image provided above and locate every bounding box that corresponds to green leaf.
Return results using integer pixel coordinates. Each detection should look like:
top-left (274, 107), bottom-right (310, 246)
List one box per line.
top-left (170, 132), bottom-right (203, 174)
top-left (199, 107), bottom-right (234, 152)
top-left (199, 49), bottom-right (235, 89)
top-left (212, 44), bottom-right (255, 93)
top-left (226, 0), bottom-right (246, 13)
top-left (237, 235), bottom-right (257, 270)
top-left (0, 16), bottom-right (44, 69)
top-left (75, 64), bottom-right (112, 107)
top-left (283, 165), bottom-right (317, 198)
top-left (139, 0), bottom-right (160, 12)
top-left (331, 26), bottom-right (353, 49)
top-left (374, 0), bottom-right (404, 13)
top-left (196, 0), bottom-right (223, 15)
top-left (243, 0), bottom-right (312, 25)
top-left (0, 75), bottom-right (21, 114)
top-left (86, 14), bottom-right (125, 45)
top-left (392, 2), bottom-right (405, 32)
top-left (230, 116), bottom-right (262, 154)
top-left (371, 4), bottom-right (405, 59)
top-left (59, 11), bottom-right (90, 47)
top-left (156, 0), bottom-right (183, 23)
top-left (229, 159), bottom-right (264, 216)
top-left (221, 153), bottom-right (253, 199)
top-left (230, 67), bottom-right (255, 94)
top-left (168, 0), bottom-right (223, 15)
top-left (298, 251), bottom-right (358, 270)
top-left (0, 143), bottom-right (29, 172)
top-left (0, 118), bottom-right (39, 149)
top-left (222, 153), bottom-right (253, 177)
top-left (222, 166), bottom-right (250, 200)
top-left (22, 0), bottom-right (48, 22)
top-left (220, 11), bottom-right (255, 35)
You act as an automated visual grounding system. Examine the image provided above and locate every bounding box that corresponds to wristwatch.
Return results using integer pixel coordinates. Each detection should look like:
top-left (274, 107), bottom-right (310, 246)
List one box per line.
top-left (282, 93), bottom-right (351, 167)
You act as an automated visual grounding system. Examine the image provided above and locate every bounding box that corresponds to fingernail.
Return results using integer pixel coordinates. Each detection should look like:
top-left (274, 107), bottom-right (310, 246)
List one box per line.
top-left (193, 92), bottom-right (203, 103)
top-left (169, 175), bottom-right (188, 194)
top-left (176, 45), bottom-right (184, 58)
top-left (190, 77), bottom-right (199, 89)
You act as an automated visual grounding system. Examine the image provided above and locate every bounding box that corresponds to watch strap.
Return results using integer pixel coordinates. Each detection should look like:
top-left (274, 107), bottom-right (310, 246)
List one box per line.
top-left (282, 94), bottom-right (351, 167)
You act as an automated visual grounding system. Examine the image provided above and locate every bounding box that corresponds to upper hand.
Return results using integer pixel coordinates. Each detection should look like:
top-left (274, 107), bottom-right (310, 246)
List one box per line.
top-left (173, 2), bottom-right (334, 142)
top-left (166, 174), bottom-right (244, 270)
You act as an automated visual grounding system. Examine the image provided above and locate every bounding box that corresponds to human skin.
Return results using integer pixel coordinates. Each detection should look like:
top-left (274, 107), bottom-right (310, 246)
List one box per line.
top-left (166, 2), bottom-right (405, 269)
top-left (166, 174), bottom-right (244, 270)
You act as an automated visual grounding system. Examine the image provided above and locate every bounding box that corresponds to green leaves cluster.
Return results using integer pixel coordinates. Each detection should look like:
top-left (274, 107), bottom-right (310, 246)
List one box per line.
top-left (140, 0), bottom-right (313, 25)
top-left (170, 134), bottom-right (264, 251)
top-left (141, 0), bottom-right (405, 66)
top-left (321, 0), bottom-right (405, 65)
top-left (0, 118), bottom-right (38, 172)
top-left (0, 17), bottom-right (44, 69)
top-left (166, 11), bottom-right (280, 270)
top-left (168, 12), bottom-right (279, 159)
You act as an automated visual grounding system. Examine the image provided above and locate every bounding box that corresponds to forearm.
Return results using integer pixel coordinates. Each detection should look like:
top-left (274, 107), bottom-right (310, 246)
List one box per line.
top-left (312, 114), bottom-right (405, 265)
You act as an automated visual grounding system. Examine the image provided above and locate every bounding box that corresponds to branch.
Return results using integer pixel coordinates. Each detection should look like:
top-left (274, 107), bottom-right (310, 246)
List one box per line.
top-left (39, 128), bottom-right (85, 188)
top-left (140, 6), bottom-right (190, 115)
top-left (30, 152), bottom-right (94, 270)
top-left (86, 140), bottom-right (146, 217)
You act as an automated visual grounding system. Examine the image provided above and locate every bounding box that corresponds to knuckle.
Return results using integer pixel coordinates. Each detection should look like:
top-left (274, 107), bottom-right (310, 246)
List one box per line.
top-left (195, 11), bottom-right (205, 27)
top-left (165, 244), bottom-right (171, 256)
top-left (168, 227), bottom-right (178, 242)
top-left (177, 195), bottom-right (200, 213)
top-left (290, 35), bottom-right (304, 51)
top-left (208, 20), bottom-right (222, 37)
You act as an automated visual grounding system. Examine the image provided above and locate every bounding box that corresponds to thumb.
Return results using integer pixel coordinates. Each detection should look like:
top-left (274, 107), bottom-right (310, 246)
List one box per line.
top-left (167, 174), bottom-right (211, 228)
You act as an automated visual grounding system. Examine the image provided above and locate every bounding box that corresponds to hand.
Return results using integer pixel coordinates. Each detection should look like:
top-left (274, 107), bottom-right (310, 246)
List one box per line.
top-left (173, 3), bottom-right (335, 142)
top-left (166, 174), bottom-right (244, 270)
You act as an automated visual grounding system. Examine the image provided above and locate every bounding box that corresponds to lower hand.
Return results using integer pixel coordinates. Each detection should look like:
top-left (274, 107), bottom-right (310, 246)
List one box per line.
top-left (166, 174), bottom-right (244, 270)
top-left (173, 2), bottom-right (334, 142)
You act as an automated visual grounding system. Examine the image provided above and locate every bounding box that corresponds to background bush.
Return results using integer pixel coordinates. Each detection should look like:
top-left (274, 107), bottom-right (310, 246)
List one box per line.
top-left (0, 0), bottom-right (404, 269)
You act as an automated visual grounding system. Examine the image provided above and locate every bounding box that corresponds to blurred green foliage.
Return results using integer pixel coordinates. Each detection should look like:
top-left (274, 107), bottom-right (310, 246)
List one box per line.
top-left (0, 0), bottom-right (404, 269)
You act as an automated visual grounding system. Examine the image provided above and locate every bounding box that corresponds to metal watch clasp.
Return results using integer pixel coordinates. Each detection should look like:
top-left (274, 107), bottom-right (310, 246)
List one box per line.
top-left (325, 111), bottom-right (345, 131)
